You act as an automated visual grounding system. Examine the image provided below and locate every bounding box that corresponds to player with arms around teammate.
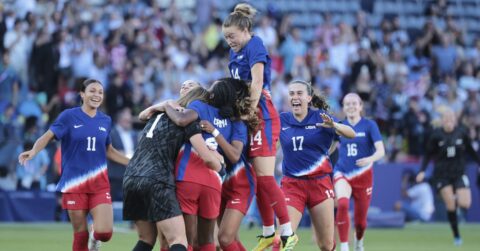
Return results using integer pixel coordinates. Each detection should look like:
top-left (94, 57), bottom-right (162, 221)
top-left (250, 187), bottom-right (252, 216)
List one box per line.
top-left (280, 80), bottom-right (355, 251)
top-left (223, 4), bottom-right (297, 250)
top-left (123, 87), bottom-right (224, 251)
top-left (197, 79), bottom-right (259, 251)
top-left (334, 93), bottom-right (385, 251)
top-left (18, 79), bottom-right (130, 251)
top-left (416, 107), bottom-right (480, 246)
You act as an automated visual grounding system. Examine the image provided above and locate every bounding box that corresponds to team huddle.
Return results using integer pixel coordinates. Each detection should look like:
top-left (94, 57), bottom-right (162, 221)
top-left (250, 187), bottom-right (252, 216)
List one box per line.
top-left (16, 3), bottom-right (477, 251)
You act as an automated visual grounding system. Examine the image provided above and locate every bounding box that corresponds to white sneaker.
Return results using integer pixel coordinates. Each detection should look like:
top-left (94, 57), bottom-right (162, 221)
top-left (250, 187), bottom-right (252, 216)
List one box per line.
top-left (354, 238), bottom-right (364, 251)
top-left (88, 229), bottom-right (101, 251)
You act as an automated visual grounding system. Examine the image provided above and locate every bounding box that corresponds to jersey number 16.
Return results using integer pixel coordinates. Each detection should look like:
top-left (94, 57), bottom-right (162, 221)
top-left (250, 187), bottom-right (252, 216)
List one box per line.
top-left (347, 143), bottom-right (357, 157)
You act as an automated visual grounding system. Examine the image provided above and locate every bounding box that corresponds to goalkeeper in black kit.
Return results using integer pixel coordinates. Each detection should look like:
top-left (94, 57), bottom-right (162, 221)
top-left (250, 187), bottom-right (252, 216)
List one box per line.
top-left (416, 108), bottom-right (480, 246)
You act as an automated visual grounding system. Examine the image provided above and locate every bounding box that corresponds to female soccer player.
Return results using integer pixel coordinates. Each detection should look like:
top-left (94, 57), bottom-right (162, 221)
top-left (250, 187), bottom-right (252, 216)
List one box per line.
top-left (197, 80), bottom-right (258, 251)
top-left (142, 78), bottom-right (250, 251)
top-left (123, 87), bottom-right (224, 251)
top-left (416, 107), bottom-right (480, 246)
top-left (222, 4), bottom-right (296, 249)
top-left (279, 80), bottom-right (355, 251)
top-left (334, 93), bottom-right (385, 251)
top-left (18, 79), bottom-right (130, 251)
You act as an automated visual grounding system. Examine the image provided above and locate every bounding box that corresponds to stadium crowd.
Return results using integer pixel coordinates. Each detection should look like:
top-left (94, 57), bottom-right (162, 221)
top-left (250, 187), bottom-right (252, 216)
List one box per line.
top-left (0, 0), bottom-right (479, 195)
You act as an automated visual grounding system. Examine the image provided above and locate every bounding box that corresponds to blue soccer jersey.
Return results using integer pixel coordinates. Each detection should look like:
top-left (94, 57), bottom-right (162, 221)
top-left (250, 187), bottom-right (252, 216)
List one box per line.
top-left (175, 100), bottom-right (234, 191)
top-left (50, 107), bottom-right (112, 193)
top-left (279, 109), bottom-right (337, 178)
top-left (228, 35), bottom-right (272, 92)
top-left (334, 118), bottom-right (383, 178)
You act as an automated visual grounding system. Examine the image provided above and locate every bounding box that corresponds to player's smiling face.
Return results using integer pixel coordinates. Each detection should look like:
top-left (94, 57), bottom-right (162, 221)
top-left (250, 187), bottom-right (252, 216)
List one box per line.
top-left (180, 80), bottom-right (200, 97)
top-left (288, 83), bottom-right (311, 116)
top-left (223, 26), bottom-right (250, 52)
top-left (343, 94), bottom-right (362, 118)
top-left (81, 82), bottom-right (104, 109)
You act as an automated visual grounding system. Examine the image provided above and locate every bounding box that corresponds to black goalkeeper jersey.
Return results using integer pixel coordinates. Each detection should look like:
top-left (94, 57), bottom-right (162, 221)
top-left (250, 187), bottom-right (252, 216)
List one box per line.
top-left (421, 125), bottom-right (480, 179)
top-left (124, 113), bottom-right (201, 184)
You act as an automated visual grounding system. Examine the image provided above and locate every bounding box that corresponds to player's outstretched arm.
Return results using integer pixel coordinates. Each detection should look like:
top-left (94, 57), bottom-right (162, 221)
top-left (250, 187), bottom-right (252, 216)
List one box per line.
top-left (18, 130), bottom-right (55, 166)
top-left (106, 144), bottom-right (130, 166)
top-left (318, 113), bottom-right (356, 138)
top-left (189, 133), bottom-right (223, 172)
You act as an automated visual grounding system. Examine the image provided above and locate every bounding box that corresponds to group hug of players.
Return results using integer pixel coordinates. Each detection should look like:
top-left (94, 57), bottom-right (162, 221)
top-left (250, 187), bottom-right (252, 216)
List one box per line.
top-left (18, 3), bottom-right (478, 251)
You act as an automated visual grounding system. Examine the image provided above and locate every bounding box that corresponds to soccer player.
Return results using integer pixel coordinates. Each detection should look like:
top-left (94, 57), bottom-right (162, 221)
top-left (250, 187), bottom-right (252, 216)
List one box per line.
top-left (179, 80), bottom-right (201, 97)
top-left (153, 78), bottom-right (249, 251)
top-left (18, 79), bottom-right (130, 251)
top-left (334, 93), bottom-right (385, 251)
top-left (197, 80), bottom-right (258, 251)
top-left (416, 107), bottom-right (480, 246)
top-left (123, 87), bottom-right (224, 251)
top-left (279, 80), bottom-right (355, 251)
top-left (222, 3), bottom-right (297, 249)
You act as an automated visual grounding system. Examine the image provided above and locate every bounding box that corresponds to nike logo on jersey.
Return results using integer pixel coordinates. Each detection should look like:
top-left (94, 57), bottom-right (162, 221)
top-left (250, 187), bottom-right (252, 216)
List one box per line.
top-left (356, 132), bottom-right (366, 137)
top-left (67, 200), bottom-right (76, 205)
top-left (231, 199), bottom-right (241, 204)
top-left (282, 127), bottom-right (290, 131)
top-left (251, 147), bottom-right (262, 151)
top-left (99, 127), bottom-right (107, 132)
top-left (74, 125), bottom-right (83, 128)
top-left (305, 125), bottom-right (316, 129)
top-left (237, 55), bottom-right (244, 59)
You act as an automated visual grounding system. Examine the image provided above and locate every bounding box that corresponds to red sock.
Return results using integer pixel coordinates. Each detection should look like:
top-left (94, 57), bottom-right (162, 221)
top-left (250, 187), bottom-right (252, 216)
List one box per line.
top-left (221, 241), bottom-right (237, 251)
top-left (336, 197), bottom-right (350, 243)
top-left (256, 176), bottom-right (275, 226)
top-left (187, 245), bottom-right (193, 251)
top-left (354, 193), bottom-right (371, 240)
top-left (93, 231), bottom-right (112, 242)
top-left (199, 243), bottom-right (216, 251)
top-left (73, 231), bottom-right (89, 251)
top-left (235, 240), bottom-right (246, 251)
top-left (259, 176), bottom-right (290, 224)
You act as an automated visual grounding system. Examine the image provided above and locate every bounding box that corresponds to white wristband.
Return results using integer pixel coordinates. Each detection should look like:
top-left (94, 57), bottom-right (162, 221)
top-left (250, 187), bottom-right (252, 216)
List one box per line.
top-left (212, 129), bottom-right (220, 137)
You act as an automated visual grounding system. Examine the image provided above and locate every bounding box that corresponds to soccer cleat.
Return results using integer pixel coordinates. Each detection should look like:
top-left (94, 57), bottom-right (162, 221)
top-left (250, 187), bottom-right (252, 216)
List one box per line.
top-left (88, 228), bottom-right (101, 251)
top-left (280, 233), bottom-right (299, 251)
top-left (251, 233), bottom-right (275, 251)
top-left (354, 238), bottom-right (364, 251)
top-left (454, 237), bottom-right (463, 246)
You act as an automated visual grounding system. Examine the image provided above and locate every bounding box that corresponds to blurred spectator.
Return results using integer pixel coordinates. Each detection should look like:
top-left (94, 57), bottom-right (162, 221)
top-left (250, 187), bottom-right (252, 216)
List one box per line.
top-left (105, 73), bottom-right (133, 119)
top-left (431, 33), bottom-right (458, 77)
top-left (16, 140), bottom-right (50, 190)
top-left (279, 28), bottom-right (307, 74)
top-left (0, 50), bottom-right (20, 108)
top-left (254, 16), bottom-right (278, 49)
top-left (3, 18), bottom-right (29, 85)
top-left (108, 108), bottom-right (137, 202)
top-left (0, 104), bottom-right (21, 178)
top-left (395, 170), bottom-right (434, 222)
top-left (314, 13), bottom-right (339, 50)
top-left (402, 97), bottom-right (430, 160)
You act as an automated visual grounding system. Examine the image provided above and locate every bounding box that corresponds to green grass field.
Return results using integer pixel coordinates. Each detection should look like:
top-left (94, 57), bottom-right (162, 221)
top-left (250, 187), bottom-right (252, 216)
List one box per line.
top-left (0, 223), bottom-right (479, 250)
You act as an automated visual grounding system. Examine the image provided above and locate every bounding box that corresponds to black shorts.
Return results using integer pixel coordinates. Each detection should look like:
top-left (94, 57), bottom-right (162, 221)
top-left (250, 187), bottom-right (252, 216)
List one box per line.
top-left (123, 176), bottom-right (181, 222)
top-left (432, 174), bottom-right (470, 192)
